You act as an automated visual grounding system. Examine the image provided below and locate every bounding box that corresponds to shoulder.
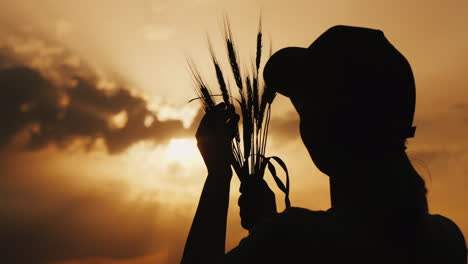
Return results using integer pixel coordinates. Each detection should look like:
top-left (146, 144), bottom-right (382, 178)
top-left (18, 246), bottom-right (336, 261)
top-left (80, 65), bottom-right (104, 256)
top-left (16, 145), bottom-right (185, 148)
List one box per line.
top-left (426, 214), bottom-right (465, 242)
top-left (425, 214), bottom-right (467, 263)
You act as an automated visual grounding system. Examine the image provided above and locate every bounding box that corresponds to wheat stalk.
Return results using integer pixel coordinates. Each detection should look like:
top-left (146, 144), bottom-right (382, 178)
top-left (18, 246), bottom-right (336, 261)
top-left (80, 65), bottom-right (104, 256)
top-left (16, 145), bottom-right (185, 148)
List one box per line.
top-left (189, 16), bottom-right (290, 210)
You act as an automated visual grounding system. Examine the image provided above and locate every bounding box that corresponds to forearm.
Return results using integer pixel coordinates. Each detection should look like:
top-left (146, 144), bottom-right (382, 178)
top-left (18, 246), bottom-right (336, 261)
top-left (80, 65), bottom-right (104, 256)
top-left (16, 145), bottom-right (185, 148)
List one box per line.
top-left (181, 167), bottom-right (232, 264)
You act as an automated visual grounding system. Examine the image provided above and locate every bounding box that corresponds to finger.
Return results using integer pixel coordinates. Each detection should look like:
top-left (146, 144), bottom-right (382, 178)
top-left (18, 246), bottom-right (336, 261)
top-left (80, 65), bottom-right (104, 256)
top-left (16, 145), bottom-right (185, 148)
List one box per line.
top-left (203, 103), bottom-right (227, 123)
top-left (214, 102), bottom-right (227, 111)
top-left (225, 109), bottom-right (239, 122)
top-left (229, 113), bottom-right (240, 124)
top-left (213, 108), bottom-right (230, 126)
top-left (226, 114), bottom-right (240, 138)
top-left (213, 103), bottom-right (236, 126)
top-left (226, 104), bottom-right (235, 115)
top-left (201, 107), bottom-right (228, 131)
top-left (206, 102), bottom-right (226, 114)
top-left (225, 104), bottom-right (237, 125)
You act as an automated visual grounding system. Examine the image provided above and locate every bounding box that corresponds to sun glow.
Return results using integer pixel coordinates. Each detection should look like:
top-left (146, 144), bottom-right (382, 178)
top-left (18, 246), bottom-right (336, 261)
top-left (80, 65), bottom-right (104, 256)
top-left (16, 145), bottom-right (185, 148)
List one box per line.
top-left (165, 138), bottom-right (199, 163)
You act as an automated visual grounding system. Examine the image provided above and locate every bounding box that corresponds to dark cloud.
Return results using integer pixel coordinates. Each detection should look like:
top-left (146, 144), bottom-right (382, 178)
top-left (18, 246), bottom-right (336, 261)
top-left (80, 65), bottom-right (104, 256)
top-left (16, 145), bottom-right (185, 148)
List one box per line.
top-left (0, 52), bottom-right (199, 154)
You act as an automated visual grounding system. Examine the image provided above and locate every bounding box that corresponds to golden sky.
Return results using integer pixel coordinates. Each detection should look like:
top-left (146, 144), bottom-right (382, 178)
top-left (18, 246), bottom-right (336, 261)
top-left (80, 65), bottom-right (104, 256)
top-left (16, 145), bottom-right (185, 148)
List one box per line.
top-left (0, 0), bottom-right (467, 263)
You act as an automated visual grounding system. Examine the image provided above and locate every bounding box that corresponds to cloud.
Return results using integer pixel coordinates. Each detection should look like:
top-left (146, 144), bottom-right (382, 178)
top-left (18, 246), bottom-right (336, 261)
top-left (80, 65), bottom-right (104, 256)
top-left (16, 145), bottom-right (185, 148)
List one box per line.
top-left (0, 153), bottom-right (190, 264)
top-left (0, 38), bottom-right (199, 154)
top-left (0, 33), bottom-right (204, 263)
top-left (0, 30), bottom-right (205, 264)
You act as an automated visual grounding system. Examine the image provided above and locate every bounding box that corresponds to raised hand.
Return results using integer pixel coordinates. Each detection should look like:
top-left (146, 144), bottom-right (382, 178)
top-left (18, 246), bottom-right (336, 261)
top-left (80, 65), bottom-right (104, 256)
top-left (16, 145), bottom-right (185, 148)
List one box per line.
top-left (196, 103), bottom-right (240, 173)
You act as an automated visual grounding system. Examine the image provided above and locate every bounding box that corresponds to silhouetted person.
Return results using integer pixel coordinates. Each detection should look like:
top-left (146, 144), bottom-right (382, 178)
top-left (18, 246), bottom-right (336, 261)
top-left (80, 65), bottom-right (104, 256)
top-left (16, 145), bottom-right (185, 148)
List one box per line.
top-left (181, 25), bottom-right (467, 264)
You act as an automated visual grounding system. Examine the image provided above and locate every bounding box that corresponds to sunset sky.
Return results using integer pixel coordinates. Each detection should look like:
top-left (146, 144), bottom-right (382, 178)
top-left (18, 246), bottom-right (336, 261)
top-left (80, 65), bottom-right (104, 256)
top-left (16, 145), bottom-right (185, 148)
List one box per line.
top-left (1, 0), bottom-right (467, 263)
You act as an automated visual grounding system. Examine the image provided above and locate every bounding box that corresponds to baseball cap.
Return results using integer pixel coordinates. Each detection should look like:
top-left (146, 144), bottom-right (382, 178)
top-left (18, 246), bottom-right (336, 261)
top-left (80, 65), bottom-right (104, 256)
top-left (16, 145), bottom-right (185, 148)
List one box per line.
top-left (263, 25), bottom-right (416, 140)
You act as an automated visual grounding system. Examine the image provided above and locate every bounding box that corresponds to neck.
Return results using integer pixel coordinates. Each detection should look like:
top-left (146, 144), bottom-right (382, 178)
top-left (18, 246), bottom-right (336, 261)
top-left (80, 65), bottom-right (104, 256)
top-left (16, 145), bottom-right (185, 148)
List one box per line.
top-left (328, 151), bottom-right (417, 213)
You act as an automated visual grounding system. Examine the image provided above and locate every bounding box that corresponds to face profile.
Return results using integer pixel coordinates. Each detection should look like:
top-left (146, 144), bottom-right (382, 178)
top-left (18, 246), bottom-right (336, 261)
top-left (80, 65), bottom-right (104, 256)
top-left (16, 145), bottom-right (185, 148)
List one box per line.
top-left (264, 25), bottom-right (417, 175)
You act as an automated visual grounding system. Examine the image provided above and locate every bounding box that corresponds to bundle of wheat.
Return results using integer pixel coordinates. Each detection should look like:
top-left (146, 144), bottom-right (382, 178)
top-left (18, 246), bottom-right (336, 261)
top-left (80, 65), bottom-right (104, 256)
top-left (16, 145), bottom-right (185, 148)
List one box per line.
top-left (189, 17), bottom-right (290, 210)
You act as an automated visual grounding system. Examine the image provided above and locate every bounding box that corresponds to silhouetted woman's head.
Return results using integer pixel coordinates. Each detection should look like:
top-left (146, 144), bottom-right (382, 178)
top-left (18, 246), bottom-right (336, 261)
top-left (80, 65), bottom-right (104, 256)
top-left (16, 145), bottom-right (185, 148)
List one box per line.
top-left (264, 25), bottom-right (417, 174)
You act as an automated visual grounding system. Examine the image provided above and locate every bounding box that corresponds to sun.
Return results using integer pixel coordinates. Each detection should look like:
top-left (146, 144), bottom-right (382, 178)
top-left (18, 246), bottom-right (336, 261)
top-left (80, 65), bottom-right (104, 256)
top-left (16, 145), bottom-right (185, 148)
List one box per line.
top-left (165, 138), bottom-right (199, 163)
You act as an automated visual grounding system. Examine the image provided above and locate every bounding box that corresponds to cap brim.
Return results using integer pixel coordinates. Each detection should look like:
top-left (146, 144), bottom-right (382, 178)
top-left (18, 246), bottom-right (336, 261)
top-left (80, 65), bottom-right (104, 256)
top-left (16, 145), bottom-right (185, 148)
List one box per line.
top-left (263, 47), bottom-right (308, 98)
